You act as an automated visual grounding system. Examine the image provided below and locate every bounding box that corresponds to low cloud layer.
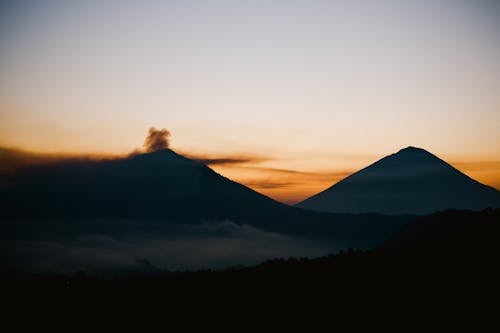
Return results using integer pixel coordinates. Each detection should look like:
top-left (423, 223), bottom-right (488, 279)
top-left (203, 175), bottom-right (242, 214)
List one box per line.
top-left (183, 152), bottom-right (268, 166)
top-left (0, 147), bottom-right (117, 174)
top-left (0, 220), bottom-right (337, 276)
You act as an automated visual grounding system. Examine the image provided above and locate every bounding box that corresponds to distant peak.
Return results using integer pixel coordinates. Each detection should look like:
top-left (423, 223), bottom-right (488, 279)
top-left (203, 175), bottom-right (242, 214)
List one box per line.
top-left (130, 148), bottom-right (190, 162)
top-left (397, 146), bottom-right (430, 154)
top-left (136, 148), bottom-right (173, 157)
top-left (146, 148), bottom-right (175, 155)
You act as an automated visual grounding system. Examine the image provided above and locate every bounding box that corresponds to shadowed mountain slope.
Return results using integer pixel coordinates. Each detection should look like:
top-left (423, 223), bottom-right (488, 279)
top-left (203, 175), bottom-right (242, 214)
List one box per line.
top-left (0, 149), bottom-right (413, 247)
top-left (298, 147), bottom-right (500, 214)
top-left (0, 149), bottom-right (288, 221)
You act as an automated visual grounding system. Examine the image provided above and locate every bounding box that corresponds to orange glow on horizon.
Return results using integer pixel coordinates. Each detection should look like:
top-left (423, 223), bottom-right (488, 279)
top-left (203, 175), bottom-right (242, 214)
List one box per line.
top-left (450, 161), bottom-right (500, 191)
top-left (1, 145), bottom-right (498, 205)
top-left (209, 164), bottom-right (353, 205)
top-left (211, 162), bottom-right (500, 205)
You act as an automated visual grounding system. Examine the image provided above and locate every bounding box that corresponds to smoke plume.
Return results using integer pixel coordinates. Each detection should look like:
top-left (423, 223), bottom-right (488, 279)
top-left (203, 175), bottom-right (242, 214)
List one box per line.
top-left (144, 127), bottom-right (171, 152)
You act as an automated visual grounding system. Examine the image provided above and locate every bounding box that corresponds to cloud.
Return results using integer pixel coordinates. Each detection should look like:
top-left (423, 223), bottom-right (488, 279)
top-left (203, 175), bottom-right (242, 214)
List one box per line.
top-left (243, 180), bottom-right (295, 189)
top-left (242, 168), bottom-right (352, 189)
top-left (144, 127), bottom-right (171, 152)
top-left (207, 164), bottom-right (354, 204)
top-left (182, 152), bottom-right (268, 166)
top-left (0, 146), bottom-right (118, 174)
top-left (0, 220), bottom-right (337, 276)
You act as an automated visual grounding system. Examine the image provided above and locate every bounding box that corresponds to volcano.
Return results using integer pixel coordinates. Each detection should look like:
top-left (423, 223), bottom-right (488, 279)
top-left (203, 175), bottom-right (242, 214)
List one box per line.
top-left (297, 147), bottom-right (500, 215)
top-left (0, 149), bottom-right (288, 222)
top-left (0, 148), bottom-right (412, 247)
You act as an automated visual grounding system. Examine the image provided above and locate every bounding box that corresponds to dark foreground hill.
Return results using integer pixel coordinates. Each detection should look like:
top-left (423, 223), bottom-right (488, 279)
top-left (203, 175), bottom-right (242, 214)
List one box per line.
top-left (298, 146), bottom-right (500, 214)
top-left (1, 209), bottom-right (498, 328)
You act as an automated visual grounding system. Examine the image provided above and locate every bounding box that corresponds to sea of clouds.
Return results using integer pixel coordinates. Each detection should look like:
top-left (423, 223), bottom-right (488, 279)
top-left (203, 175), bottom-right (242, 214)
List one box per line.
top-left (1, 220), bottom-right (340, 276)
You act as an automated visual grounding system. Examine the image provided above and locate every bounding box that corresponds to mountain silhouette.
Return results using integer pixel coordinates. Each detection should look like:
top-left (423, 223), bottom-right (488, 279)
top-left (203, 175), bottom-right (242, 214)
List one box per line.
top-left (0, 148), bottom-right (412, 248)
top-left (381, 208), bottom-right (500, 254)
top-left (0, 149), bottom-right (288, 221)
top-left (297, 146), bottom-right (500, 214)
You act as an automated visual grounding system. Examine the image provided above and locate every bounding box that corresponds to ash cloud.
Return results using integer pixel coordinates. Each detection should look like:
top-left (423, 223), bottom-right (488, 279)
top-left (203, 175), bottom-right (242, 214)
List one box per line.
top-left (144, 127), bottom-right (171, 152)
top-left (186, 155), bottom-right (266, 166)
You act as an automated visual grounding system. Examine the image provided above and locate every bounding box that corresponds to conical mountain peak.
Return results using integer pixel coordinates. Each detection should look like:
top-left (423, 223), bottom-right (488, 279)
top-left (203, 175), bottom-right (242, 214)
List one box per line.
top-left (393, 146), bottom-right (448, 161)
top-left (130, 148), bottom-right (200, 165)
top-left (398, 146), bottom-right (428, 153)
top-left (298, 147), bottom-right (499, 215)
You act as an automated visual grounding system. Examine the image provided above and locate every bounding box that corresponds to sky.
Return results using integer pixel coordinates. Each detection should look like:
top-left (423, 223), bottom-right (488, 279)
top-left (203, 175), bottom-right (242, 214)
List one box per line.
top-left (1, 0), bottom-right (499, 203)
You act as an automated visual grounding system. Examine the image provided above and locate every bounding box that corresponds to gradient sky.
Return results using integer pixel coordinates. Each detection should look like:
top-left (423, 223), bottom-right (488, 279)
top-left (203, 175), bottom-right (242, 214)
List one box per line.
top-left (1, 0), bottom-right (499, 203)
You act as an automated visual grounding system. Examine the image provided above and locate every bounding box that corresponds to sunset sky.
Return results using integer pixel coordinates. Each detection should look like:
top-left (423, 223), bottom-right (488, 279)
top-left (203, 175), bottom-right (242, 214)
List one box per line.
top-left (1, 0), bottom-right (499, 203)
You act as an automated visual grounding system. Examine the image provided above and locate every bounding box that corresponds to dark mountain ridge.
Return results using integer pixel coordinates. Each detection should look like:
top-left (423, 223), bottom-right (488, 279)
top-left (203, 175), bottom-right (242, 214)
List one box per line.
top-left (0, 148), bottom-right (412, 247)
top-left (1, 149), bottom-right (283, 220)
top-left (298, 146), bottom-right (500, 214)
